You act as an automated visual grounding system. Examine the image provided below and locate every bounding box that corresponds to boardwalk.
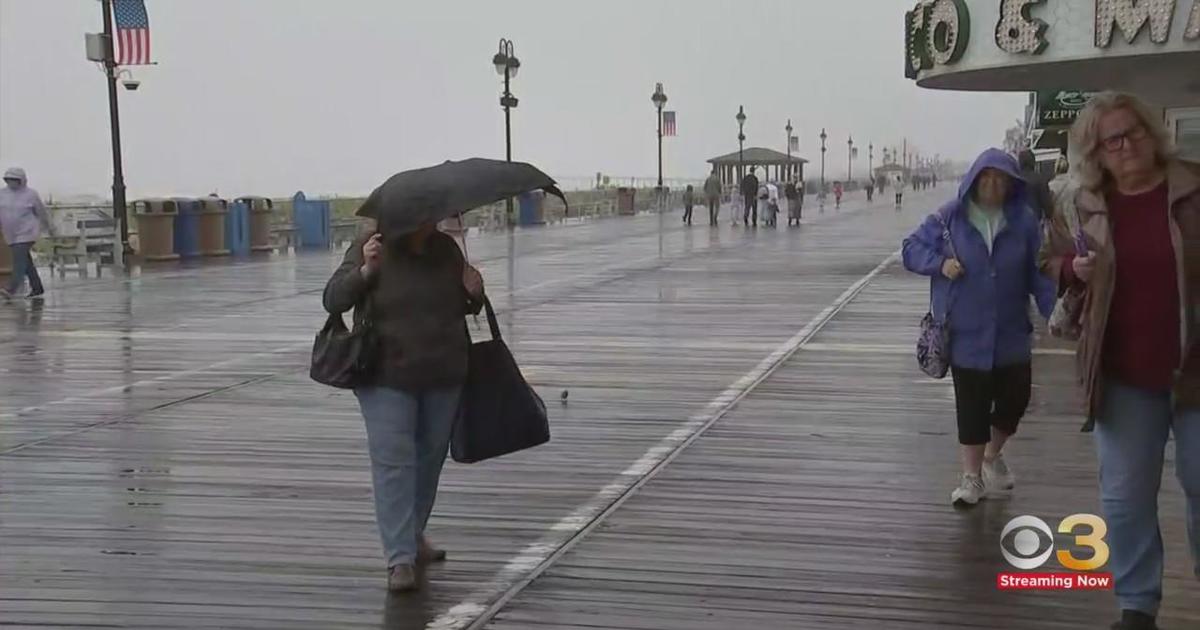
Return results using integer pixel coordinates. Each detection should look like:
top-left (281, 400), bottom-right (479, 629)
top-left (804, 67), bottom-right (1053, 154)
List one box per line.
top-left (2, 193), bottom-right (1196, 629)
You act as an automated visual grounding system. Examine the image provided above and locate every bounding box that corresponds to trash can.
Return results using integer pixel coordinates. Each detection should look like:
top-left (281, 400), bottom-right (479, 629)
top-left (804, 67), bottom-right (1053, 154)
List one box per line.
top-left (517, 190), bottom-right (546, 226)
top-left (172, 197), bottom-right (202, 258)
top-left (616, 187), bottom-right (637, 215)
top-left (236, 196), bottom-right (275, 252)
top-left (225, 200), bottom-right (251, 256)
top-left (133, 198), bottom-right (180, 261)
top-left (292, 191), bottom-right (330, 249)
top-left (0, 240), bottom-right (12, 276)
top-left (197, 197), bottom-right (230, 257)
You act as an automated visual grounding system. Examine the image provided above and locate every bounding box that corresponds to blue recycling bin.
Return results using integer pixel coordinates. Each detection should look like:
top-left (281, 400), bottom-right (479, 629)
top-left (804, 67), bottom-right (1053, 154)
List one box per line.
top-left (172, 197), bottom-right (201, 258)
top-left (517, 190), bottom-right (545, 226)
top-left (292, 191), bottom-right (331, 249)
top-left (225, 200), bottom-right (251, 256)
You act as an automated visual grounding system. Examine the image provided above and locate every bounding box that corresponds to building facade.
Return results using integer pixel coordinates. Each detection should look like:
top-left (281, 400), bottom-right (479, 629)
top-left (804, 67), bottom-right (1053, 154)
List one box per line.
top-left (904, 0), bottom-right (1200, 158)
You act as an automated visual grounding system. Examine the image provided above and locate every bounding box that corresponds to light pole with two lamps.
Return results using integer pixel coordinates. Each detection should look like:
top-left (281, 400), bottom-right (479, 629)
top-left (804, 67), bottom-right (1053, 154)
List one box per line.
top-left (493, 38), bottom-right (520, 225)
top-left (736, 106), bottom-right (747, 184)
top-left (651, 83), bottom-right (668, 191)
top-left (819, 128), bottom-right (827, 210)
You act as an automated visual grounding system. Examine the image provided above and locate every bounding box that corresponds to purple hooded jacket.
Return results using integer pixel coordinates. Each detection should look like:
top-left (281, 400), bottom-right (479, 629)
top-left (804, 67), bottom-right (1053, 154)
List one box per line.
top-left (0, 167), bottom-right (51, 245)
top-left (901, 148), bottom-right (1057, 371)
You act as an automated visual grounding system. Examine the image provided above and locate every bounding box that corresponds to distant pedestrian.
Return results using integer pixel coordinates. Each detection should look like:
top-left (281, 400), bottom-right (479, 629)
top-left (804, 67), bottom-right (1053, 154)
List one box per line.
top-left (895, 175), bottom-right (904, 208)
top-left (682, 185), bottom-right (695, 226)
top-left (901, 148), bottom-right (1056, 508)
top-left (762, 182), bottom-right (780, 227)
top-left (866, 180), bottom-right (875, 202)
top-left (703, 168), bottom-right (722, 226)
top-left (833, 181), bottom-right (844, 209)
top-left (741, 168), bottom-right (759, 227)
top-left (0, 167), bottom-right (53, 301)
top-left (323, 221), bottom-right (486, 592)
top-left (784, 180), bottom-right (801, 226)
top-left (1040, 92), bottom-right (1200, 630)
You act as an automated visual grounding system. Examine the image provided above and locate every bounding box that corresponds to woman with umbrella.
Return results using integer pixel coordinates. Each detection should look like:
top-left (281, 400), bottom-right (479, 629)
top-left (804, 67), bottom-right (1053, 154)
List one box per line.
top-left (321, 158), bottom-right (561, 592)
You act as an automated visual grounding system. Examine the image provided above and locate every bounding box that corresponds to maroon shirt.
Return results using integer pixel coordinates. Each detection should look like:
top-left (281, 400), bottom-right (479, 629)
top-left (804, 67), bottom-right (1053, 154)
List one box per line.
top-left (1103, 182), bottom-right (1181, 391)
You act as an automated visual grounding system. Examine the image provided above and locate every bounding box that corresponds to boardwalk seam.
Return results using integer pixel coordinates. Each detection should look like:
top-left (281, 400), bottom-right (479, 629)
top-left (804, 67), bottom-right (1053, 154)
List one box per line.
top-left (430, 251), bottom-right (901, 630)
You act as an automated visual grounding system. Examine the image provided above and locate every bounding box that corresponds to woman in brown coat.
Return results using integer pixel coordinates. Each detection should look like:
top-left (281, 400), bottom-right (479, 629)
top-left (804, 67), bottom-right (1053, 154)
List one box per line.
top-left (1042, 92), bottom-right (1199, 630)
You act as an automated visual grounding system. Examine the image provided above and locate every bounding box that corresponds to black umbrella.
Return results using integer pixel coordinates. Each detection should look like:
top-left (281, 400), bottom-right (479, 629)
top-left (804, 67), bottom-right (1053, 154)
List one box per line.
top-left (357, 158), bottom-right (567, 236)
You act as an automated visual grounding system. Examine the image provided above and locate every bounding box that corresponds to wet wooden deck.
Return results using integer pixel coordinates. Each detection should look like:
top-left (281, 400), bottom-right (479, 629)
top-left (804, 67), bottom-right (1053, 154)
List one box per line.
top-left (2, 192), bottom-right (1195, 629)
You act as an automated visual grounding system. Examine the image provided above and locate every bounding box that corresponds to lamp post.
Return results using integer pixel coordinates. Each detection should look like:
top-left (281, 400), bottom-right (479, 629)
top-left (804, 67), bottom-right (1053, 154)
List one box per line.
top-left (651, 82), bottom-right (667, 190)
top-left (98, 0), bottom-right (132, 264)
top-left (868, 142), bottom-right (874, 179)
top-left (847, 136), bottom-right (854, 184)
top-left (785, 119), bottom-right (794, 181)
top-left (493, 38), bottom-right (520, 225)
top-left (736, 106), bottom-right (746, 183)
top-left (819, 128), bottom-right (827, 205)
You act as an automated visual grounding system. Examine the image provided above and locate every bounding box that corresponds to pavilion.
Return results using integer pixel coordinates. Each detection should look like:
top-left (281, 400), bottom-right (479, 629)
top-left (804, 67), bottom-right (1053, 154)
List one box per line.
top-left (707, 148), bottom-right (808, 189)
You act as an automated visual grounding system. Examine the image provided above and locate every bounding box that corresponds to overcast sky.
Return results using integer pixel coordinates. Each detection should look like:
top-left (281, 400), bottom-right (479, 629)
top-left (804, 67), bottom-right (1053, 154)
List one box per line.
top-left (0, 0), bottom-right (1026, 198)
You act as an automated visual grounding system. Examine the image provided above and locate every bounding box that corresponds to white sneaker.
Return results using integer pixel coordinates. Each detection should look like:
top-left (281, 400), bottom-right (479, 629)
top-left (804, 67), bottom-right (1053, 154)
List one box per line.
top-left (982, 454), bottom-right (1015, 493)
top-left (951, 473), bottom-right (986, 507)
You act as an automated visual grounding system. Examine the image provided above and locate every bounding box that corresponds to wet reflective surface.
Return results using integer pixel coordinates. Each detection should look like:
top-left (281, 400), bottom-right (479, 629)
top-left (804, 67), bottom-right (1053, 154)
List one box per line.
top-left (2, 196), bottom-right (1195, 629)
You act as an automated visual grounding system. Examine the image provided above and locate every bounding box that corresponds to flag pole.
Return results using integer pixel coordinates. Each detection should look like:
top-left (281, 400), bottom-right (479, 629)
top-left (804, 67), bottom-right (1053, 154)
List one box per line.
top-left (102, 0), bottom-right (131, 265)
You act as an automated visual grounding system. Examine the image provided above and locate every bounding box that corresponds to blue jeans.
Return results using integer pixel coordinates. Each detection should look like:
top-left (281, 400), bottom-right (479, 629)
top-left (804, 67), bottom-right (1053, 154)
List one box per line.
top-left (1095, 380), bottom-right (1200, 615)
top-left (5, 242), bottom-right (43, 295)
top-left (355, 385), bottom-right (461, 568)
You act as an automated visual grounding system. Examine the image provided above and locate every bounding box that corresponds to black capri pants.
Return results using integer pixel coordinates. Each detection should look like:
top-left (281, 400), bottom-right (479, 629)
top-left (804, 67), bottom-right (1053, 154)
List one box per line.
top-left (950, 362), bottom-right (1032, 445)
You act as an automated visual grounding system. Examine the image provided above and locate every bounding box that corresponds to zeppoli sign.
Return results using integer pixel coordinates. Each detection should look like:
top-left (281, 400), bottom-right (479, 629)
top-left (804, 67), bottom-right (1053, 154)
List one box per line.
top-left (905, 0), bottom-right (1200, 79)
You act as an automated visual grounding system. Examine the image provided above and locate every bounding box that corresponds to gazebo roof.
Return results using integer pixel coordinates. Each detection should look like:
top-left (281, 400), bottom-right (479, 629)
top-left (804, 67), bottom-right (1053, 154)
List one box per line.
top-left (708, 147), bottom-right (809, 165)
top-left (874, 163), bottom-right (909, 173)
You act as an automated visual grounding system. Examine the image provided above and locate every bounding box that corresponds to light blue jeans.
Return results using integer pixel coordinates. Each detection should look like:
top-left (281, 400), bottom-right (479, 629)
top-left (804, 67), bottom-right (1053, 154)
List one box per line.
top-left (355, 385), bottom-right (461, 568)
top-left (1095, 380), bottom-right (1200, 616)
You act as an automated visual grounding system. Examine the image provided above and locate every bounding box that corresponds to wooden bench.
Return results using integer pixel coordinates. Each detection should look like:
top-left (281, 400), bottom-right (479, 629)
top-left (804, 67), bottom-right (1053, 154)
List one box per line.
top-left (330, 219), bottom-right (361, 249)
top-left (49, 218), bottom-right (118, 278)
top-left (270, 225), bottom-right (300, 252)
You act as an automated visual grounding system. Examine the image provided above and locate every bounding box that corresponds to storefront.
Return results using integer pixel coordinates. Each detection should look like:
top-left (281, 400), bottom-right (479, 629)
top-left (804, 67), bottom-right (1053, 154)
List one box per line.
top-left (903, 0), bottom-right (1200, 158)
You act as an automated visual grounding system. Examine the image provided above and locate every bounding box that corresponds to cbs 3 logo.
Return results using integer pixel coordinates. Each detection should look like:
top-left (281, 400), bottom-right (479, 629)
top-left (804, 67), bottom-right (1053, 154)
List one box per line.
top-left (1000, 514), bottom-right (1109, 571)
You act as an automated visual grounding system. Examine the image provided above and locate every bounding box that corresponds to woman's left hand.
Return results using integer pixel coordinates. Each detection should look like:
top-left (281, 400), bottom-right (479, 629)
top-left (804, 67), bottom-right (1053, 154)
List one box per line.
top-left (463, 264), bottom-right (484, 298)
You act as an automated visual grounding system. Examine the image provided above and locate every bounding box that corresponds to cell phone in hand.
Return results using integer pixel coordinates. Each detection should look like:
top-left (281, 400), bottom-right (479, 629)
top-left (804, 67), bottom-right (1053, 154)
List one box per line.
top-left (1074, 231), bottom-right (1089, 256)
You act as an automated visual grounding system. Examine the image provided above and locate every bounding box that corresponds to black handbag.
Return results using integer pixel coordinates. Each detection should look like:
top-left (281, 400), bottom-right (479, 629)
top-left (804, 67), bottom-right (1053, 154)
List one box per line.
top-left (451, 297), bottom-right (549, 464)
top-left (310, 297), bottom-right (375, 389)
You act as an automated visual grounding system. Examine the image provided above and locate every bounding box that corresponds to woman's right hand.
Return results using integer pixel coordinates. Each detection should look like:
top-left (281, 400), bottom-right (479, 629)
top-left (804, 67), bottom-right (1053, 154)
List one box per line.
top-left (1072, 251), bottom-right (1096, 284)
top-left (361, 234), bottom-right (383, 277)
top-left (941, 258), bottom-right (965, 280)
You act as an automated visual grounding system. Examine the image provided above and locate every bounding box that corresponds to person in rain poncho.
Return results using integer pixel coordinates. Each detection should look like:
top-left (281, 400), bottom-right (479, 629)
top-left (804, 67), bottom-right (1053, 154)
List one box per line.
top-left (0, 167), bottom-right (54, 300)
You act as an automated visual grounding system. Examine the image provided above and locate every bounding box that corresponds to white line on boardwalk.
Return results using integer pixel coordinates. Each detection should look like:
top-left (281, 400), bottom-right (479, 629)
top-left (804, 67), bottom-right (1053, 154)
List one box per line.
top-left (426, 251), bottom-right (901, 630)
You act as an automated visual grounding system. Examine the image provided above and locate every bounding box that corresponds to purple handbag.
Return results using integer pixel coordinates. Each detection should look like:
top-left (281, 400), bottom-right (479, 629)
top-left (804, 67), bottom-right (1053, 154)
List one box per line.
top-left (917, 214), bottom-right (957, 379)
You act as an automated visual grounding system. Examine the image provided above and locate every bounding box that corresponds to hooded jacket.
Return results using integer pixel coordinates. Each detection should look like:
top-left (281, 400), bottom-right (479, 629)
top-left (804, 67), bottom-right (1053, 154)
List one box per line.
top-left (0, 167), bottom-right (51, 245)
top-left (902, 148), bottom-right (1057, 371)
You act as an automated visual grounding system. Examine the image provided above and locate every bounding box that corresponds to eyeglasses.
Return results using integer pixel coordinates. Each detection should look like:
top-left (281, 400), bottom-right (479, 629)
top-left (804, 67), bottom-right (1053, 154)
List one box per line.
top-left (1100, 124), bottom-right (1149, 152)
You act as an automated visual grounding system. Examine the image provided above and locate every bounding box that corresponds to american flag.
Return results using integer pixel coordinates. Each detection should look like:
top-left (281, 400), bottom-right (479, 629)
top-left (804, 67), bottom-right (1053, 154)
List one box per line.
top-left (112, 0), bottom-right (151, 66)
top-left (662, 111), bottom-right (676, 137)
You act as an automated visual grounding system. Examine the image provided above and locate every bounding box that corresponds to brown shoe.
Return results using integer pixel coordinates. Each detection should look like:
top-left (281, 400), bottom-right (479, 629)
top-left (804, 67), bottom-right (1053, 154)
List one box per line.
top-left (387, 564), bottom-right (418, 592)
top-left (417, 535), bottom-right (447, 564)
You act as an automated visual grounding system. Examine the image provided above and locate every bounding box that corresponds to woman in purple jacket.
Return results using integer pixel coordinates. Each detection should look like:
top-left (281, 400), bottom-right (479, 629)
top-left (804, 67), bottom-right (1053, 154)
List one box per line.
top-left (902, 148), bottom-right (1056, 507)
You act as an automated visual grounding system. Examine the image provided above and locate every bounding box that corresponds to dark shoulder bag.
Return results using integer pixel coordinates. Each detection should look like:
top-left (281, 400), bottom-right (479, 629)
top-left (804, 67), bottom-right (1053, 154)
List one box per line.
top-left (310, 296), bottom-right (376, 389)
top-left (451, 296), bottom-right (549, 464)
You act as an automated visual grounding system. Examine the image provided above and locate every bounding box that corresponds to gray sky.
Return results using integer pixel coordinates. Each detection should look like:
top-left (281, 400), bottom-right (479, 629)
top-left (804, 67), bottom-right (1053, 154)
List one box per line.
top-left (0, 0), bottom-right (1026, 198)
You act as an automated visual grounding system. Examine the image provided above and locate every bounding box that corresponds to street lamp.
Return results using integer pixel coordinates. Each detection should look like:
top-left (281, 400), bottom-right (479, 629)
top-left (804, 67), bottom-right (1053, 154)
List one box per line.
top-left (869, 142), bottom-right (874, 178)
top-left (785, 119), bottom-right (793, 180)
top-left (651, 82), bottom-right (668, 190)
top-left (493, 38), bottom-right (520, 225)
top-left (736, 106), bottom-right (746, 182)
top-left (848, 135), bottom-right (855, 184)
top-left (819, 128), bottom-right (827, 199)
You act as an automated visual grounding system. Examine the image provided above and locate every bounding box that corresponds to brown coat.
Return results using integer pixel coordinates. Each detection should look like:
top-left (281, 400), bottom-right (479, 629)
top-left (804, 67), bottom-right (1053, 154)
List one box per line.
top-left (1040, 159), bottom-right (1200, 430)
